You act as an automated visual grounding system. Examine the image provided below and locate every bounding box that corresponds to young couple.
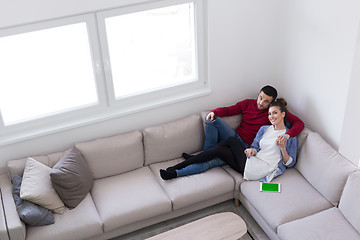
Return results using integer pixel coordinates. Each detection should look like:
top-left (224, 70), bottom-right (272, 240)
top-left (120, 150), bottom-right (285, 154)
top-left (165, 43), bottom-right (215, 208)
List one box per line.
top-left (160, 85), bottom-right (304, 183)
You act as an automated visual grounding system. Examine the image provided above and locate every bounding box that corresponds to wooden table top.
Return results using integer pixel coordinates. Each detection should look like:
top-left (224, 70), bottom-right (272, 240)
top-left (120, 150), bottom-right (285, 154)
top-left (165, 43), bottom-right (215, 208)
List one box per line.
top-left (146, 212), bottom-right (247, 240)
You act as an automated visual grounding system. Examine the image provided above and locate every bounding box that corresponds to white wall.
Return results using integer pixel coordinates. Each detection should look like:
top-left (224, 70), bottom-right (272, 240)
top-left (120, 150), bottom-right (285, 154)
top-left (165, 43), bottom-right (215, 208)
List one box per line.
top-left (339, 20), bottom-right (360, 165)
top-left (277, 0), bottom-right (360, 150)
top-left (1, 0), bottom-right (360, 168)
top-left (0, 0), bottom-right (283, 168)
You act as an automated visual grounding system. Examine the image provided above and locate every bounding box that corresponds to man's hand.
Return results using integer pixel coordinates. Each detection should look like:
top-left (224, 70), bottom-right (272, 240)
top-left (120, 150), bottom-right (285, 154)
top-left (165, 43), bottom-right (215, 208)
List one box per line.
top-left (283, 134), bottom-right (290, 140)
top-left (206, 112), bottom-right (216, 123)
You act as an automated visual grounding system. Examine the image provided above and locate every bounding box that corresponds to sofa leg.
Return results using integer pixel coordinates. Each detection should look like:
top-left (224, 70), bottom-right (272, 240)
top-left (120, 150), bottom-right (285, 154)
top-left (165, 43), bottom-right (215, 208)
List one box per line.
top-left (234, 198), bottom-right (239, 207)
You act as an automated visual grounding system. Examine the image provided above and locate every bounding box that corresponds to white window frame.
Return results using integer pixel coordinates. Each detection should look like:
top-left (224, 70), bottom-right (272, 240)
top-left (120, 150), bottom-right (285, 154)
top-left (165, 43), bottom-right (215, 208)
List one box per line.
top-left (0, 15), bottom-right (107, 143)
top-left (97, 0), bottom-right (208, 113)
top-left (0, 0), bottom-right (209, 146)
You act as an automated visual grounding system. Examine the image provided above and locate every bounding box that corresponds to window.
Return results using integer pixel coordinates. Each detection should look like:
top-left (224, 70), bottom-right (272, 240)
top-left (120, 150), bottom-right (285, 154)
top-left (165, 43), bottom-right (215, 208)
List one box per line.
top-left (98, 0), bottom-right (207, 109)
top-left (0, 19), bottom-right (101, 126)
top-left (0, 0), bottom-right (208, 145)
top-left (103, 3), bottom-right (196, 98)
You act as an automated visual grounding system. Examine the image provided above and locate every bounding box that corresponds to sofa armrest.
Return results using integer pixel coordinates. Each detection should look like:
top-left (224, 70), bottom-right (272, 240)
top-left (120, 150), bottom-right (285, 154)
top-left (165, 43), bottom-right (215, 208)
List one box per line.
top-left (0, 174), bottom-right (26, 240)
top-left (0, 187), bottom-right (10, 240)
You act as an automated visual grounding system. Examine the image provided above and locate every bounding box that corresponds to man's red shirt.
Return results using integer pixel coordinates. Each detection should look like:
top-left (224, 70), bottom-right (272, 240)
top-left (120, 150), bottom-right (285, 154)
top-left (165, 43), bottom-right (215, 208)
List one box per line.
top-left (212, 99), bottom-right (304, 146)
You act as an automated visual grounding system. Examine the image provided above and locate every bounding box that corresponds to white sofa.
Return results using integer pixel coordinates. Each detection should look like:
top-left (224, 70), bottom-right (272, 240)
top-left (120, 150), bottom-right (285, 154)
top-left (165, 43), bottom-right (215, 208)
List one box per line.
top-left (213, 112), bottom-right (360, 239)
top-left (0, 114), bottom-right (235, 240)
top-left (0, 112), bottom-right (359, 240)
top-left (239, 132), bottom-right (360, 240)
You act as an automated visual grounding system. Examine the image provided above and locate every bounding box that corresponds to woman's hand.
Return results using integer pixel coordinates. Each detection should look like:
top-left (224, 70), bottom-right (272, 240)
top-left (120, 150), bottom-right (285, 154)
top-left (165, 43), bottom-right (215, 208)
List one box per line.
top-left (276, 136), bottom-right (288, 148)
top-left (244, 148), bottom-right (256, 158)
top-left (277, 136), bottom-right (290, 163)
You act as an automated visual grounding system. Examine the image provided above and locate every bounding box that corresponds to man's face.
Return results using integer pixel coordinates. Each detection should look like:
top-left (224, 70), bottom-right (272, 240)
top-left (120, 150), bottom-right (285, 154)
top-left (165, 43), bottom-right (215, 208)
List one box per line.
top-left (257, 91), bottom-right (273, 110)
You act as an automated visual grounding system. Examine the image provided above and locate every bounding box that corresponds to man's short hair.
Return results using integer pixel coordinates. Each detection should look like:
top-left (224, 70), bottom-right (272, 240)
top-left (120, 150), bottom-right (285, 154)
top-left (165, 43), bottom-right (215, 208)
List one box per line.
top-left (260, 85), bottom-right (278, 101)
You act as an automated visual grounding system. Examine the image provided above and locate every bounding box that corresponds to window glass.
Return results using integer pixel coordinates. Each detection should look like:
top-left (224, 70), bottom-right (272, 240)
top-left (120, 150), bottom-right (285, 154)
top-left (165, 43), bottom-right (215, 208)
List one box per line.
top-left (0, 22), bottom-right (98, 125)
top-left (104, 2), bottom-right (196, 98)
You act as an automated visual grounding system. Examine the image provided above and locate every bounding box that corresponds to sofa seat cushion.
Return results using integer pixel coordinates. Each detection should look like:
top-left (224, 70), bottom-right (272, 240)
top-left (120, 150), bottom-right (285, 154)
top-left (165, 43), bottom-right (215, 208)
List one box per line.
top-left (26, 193), bottom-right (103, 240)
top-left (241, 168), bottom-right (333, 231)
top-left (277, 207), bottom-right (360, 240)
top-left (91, 167), bottom-right (171, 232)
top-left (222, 165), bottom-right (245, 192)
top-left (149, 159), bottom-right (235, 211)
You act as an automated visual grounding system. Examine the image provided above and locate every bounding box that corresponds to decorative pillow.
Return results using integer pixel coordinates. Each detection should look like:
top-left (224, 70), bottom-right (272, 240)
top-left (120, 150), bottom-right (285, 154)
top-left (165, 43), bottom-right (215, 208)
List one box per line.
top-left (12, 174), bottom-right (55, 226)
top-left (20, 157), bottom-right (65, 214)
top-left (50, 147), bottom-right (94, 209)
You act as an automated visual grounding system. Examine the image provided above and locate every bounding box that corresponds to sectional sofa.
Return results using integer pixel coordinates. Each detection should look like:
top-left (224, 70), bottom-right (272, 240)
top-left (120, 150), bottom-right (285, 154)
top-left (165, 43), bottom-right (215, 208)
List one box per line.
top-left (0, 112), bottom-right (359, 240)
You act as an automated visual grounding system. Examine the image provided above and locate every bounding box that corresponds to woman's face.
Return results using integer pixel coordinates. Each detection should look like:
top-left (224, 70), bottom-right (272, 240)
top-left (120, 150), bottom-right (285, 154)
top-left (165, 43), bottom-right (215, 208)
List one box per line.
top-left (268, 106), bottom-right (285, 126)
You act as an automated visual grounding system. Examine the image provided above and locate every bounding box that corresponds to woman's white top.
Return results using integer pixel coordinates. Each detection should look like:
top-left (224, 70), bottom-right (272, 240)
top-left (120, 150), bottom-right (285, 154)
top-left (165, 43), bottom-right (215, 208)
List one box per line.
top-left (243, 126), bottom-right (286, 181)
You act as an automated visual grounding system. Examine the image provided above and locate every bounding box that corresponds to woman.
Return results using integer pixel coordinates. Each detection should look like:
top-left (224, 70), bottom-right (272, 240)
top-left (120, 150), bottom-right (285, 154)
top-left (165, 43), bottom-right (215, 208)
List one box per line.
top-left (160, 98), bottom-right (298, 182)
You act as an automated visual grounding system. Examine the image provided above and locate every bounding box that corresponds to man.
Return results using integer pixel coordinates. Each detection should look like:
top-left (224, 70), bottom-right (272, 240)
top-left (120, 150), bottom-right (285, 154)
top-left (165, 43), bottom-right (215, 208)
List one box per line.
top-left (168, 85), bottom-right (304, 178)
top-left (204, 85), bottom-right (304, 150)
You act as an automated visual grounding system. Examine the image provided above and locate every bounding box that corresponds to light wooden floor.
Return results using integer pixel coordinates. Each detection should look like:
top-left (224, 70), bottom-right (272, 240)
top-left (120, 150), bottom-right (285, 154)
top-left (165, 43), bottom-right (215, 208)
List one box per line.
top-left (111, 200), bottom-right (270, 240)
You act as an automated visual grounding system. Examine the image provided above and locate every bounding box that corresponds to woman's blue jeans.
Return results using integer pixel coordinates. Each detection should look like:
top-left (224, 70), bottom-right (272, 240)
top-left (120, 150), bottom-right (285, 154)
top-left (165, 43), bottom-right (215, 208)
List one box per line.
top-left (176, 117), bottom-right (248, 177)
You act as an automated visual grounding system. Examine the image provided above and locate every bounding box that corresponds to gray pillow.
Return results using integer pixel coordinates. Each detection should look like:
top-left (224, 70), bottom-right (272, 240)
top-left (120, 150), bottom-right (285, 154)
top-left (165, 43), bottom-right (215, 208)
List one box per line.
top-left (50, 147), bottom-right (94, 209)
top-left (12, 174), bottom-right (55, 226)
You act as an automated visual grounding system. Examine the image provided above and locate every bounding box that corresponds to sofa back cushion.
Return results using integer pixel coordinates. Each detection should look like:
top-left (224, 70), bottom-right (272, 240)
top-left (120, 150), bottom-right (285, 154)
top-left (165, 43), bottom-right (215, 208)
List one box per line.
top-left (7, 151), bottom-right (68, 179)
top-left (339, 171), bottom-right (360, 233)
top-left (143, 115), bottom-right (204, 165)
top-left (296, 132), bottom-right (357, 206)
top-left (296, 127), bottom-right (311, 152)
top-left (76, 130), bottom-right (143, 179)
top-left (200, 111), bottom-right (242, 130)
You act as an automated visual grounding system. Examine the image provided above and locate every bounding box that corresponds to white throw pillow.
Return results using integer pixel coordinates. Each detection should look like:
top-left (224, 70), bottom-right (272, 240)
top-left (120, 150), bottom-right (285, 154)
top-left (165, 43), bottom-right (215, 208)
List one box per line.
top-left (20, 157), bottom-right (65, 214)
